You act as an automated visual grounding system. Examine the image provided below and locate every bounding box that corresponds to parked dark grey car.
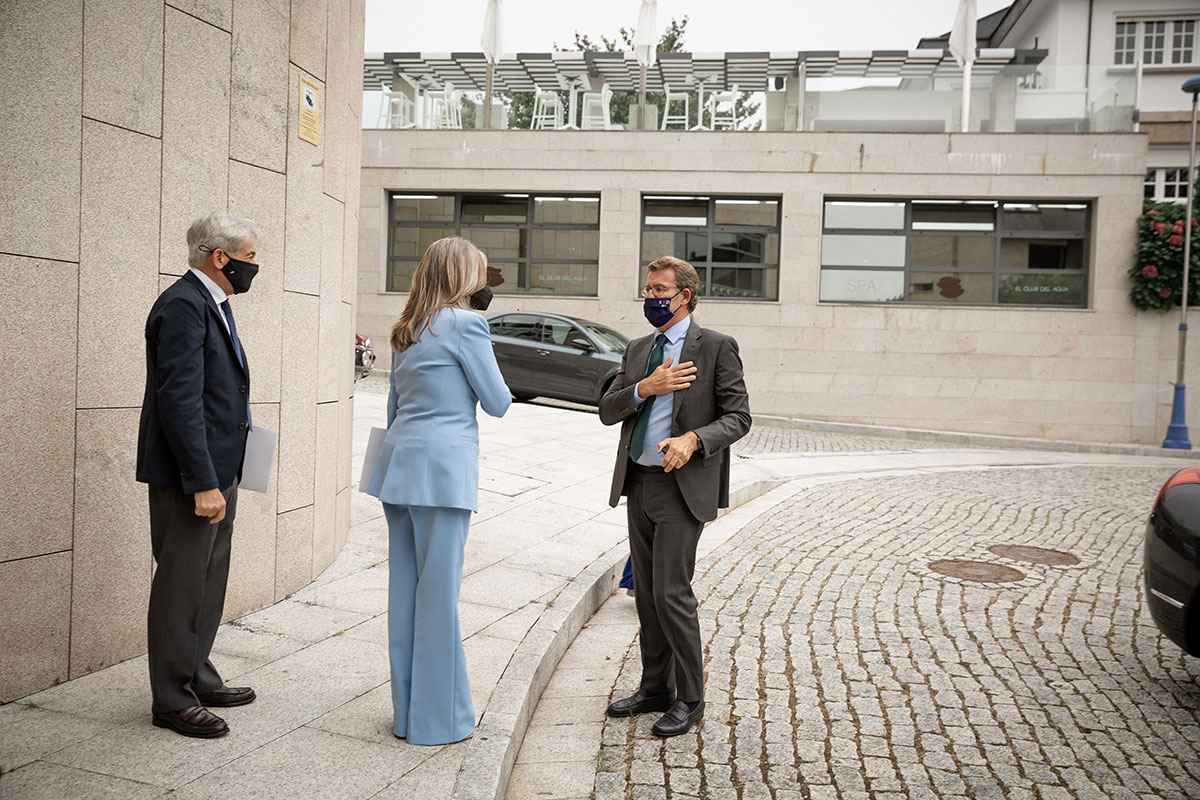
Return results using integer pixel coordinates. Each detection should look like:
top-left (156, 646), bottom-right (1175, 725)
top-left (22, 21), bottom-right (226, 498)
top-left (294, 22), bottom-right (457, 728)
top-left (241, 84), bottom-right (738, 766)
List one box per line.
top-left (1144, 466), bottom-right (1200, 656)
top-left (486, 312), bottom-right (629, 406)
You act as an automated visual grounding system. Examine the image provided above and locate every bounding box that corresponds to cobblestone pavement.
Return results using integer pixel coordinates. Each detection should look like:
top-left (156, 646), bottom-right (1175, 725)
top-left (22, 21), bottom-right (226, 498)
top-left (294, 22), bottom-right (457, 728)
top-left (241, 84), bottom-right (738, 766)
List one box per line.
top-left (596, 465), bottom-right (1200, 800)
top-left (730, 427), bottom-right (961, 456)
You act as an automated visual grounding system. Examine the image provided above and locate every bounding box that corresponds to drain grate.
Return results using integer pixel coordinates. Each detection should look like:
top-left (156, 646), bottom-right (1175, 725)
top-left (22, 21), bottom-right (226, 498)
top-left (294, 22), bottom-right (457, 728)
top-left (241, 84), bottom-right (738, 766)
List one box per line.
top-left (988, 544), bottom-right (1079, 566)
top-left (930, 559), bottom-right (1025, 582)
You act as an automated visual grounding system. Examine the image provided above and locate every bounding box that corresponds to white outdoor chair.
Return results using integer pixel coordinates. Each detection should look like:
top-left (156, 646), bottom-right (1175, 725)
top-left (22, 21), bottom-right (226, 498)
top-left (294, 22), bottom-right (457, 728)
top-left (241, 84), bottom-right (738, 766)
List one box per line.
top-left (580, 84), bottom-right (614, 130)
top-left (425, 82), bottom-right (463, 129)
top-left (530, 87), bottom-right (564, 129)
top-left (660, 82), bottom-right (690, 130)
top-left (707, 83), bottom-right (739, 130)
top-left (377, 84), bottom-right (416, 129)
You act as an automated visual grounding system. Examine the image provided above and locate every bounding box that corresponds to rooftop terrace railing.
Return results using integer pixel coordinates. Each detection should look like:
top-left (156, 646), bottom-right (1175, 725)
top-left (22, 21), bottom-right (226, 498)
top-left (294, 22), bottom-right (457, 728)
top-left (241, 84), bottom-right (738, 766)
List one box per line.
top-left (361, 62), bottom-right (1136, 135)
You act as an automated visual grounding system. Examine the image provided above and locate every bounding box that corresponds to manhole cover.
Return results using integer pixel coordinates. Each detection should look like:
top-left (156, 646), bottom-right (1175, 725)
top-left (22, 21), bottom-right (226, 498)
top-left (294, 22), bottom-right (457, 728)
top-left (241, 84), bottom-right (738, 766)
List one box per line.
top-left (929, 560), bottom-right (1025, 582)
top-left (988, 544), bottom-right (1079, 566)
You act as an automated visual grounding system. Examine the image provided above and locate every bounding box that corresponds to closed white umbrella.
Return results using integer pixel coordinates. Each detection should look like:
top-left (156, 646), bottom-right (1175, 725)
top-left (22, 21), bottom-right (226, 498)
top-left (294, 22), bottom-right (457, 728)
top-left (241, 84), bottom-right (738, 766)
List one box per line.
top-left (948, 0), bottom-right (977, 133)
top-left (632, 0), bottom-right (657, 129)
top-left (481, 0), bottom-right (503, 128)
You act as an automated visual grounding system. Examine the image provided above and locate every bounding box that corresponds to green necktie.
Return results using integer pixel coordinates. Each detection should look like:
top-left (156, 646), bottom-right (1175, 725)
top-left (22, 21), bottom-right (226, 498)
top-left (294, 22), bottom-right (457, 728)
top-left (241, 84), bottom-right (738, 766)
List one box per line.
top-left (629, 334), bottom-right (667, 461)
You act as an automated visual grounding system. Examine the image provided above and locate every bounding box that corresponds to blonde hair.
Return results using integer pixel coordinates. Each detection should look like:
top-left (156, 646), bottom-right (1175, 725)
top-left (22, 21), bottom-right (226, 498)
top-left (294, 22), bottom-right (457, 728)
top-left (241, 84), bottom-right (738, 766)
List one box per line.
top-left (390, 237), bottom-right (487, 352)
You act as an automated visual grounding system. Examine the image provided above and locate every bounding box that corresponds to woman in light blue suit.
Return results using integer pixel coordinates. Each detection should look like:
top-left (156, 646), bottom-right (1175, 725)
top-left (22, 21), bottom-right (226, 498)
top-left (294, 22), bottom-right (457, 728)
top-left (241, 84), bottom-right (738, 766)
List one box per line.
top-left (366, 236), bottom-right (511, 745)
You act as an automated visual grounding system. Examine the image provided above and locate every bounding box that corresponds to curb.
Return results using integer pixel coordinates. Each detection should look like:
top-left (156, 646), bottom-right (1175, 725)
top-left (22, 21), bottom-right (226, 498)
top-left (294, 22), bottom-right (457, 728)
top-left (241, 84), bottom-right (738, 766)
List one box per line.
top-left (754, 414), bottom-right (1198, 460)
top-left (451, 542), bottom-right (625, 800)
top-left (450, 477), bottom-right (779, 800)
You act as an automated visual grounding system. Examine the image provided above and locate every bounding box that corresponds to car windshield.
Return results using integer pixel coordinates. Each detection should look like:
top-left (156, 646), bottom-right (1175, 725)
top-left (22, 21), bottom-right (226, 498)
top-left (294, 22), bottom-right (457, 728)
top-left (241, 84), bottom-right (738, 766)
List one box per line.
top-left (580, 323), bottom-right (628, 353)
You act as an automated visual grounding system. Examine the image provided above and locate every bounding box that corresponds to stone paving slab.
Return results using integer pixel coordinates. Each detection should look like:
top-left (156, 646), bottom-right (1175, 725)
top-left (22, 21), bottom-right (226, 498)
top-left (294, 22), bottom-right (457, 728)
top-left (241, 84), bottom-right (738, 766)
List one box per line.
top-left (0, 386), bottom-right (774, 799)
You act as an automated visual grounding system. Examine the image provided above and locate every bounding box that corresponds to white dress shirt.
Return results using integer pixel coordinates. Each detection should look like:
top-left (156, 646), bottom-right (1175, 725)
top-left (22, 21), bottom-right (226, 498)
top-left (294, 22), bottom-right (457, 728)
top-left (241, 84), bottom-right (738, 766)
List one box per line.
top-left (189, 267), bottom-right (231, 336)
top-left (631, 314), bottom-right (691, 467)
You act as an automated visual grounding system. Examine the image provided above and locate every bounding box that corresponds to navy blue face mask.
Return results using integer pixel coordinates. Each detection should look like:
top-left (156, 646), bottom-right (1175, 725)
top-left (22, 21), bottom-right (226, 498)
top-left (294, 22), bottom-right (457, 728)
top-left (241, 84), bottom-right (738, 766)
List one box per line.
top-left (643, 291), bottom-right (680, 328)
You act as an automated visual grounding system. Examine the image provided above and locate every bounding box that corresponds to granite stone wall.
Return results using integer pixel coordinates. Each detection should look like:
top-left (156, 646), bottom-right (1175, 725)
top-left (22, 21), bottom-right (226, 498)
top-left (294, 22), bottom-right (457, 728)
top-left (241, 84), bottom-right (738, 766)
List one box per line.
top-left (0, 0), bottom-right (364, 702)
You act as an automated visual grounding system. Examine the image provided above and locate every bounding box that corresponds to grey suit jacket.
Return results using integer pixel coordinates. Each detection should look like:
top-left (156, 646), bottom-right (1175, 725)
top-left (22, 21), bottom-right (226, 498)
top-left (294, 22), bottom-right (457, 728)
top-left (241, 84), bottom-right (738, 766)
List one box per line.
top-left (599, 318), bottom-right (751, 522)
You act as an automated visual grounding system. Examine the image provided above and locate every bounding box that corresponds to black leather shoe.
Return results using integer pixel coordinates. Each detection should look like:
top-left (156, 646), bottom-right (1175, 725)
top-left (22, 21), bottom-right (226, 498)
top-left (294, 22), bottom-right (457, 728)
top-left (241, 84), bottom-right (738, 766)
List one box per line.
top-left (606, 689), bottom-right (676, 717)
top-left (197, 685), bottom-right (257, 707)
top-left (651, 700), bottom-right (704, 737)
top-left (152, 705), bottom-right (229, 738)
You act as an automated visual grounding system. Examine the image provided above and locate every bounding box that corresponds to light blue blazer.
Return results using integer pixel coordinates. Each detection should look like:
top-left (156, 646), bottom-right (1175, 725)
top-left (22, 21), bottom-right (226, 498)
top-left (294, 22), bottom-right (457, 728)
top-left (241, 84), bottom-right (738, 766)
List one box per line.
top-left (367, 307), bottom-right (511, 510)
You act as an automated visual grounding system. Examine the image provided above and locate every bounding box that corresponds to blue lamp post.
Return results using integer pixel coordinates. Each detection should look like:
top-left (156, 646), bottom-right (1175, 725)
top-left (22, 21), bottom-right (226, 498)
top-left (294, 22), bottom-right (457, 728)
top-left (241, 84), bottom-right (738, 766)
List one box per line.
top-left (1163, 76), bottom-right (1200, 449)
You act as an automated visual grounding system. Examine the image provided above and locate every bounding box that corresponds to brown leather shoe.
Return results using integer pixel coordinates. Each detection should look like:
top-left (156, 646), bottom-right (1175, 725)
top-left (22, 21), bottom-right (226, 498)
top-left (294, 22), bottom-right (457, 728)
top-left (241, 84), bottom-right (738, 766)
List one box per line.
top-left (152, 705), bottom-right (229, 738)
top-left (196, 685), bottom-right (257, 707)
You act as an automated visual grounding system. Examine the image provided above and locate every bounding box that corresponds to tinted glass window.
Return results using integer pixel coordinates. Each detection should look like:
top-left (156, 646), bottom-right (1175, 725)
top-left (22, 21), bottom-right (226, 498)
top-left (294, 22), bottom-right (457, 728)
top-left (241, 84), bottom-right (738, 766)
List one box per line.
top-left (581, 323), bottom-right (629, 353)
top-left (534, 196), bottom-right (599, 224)
top-left (819, 197), bottom-right (1089, 307)
top-left (821, 235), bottom-right (906, 267)
top-left (715, 199), bottom-right (778, 227)
top-left (462, 195), bottom-right (527, 222)
top-left (824, 201), bottom-right (904, 230)
top-left (909, 236), bottom-right (994, 269)
top-left (642, 195), bottom-right (781, 300)
top-left (912, 202), bottom-right (995, 231)
top-left (392, 194), bottom-right (453, 222)
top-left (388, 192), bottom-right (599, 295)
top-left (489, 314), bottom-right (540, 340)
top-left (644, 198), bottom-right (707, 226)
top-left (1001, 203), bottom-right (1088, 234)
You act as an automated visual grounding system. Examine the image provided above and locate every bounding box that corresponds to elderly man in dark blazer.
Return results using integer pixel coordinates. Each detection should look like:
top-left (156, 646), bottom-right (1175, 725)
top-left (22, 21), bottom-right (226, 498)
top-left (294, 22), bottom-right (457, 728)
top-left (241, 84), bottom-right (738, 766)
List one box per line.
top-left (599, 255), bottom-right (751, 737)
top-left (136, 212), bottom-right (261, 738)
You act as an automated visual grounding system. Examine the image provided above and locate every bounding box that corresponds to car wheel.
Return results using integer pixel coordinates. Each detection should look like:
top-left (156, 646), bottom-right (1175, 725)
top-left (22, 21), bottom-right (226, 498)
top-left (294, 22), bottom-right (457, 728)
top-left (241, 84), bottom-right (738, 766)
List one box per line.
top-left (512, 392), bottom-right (536, 402)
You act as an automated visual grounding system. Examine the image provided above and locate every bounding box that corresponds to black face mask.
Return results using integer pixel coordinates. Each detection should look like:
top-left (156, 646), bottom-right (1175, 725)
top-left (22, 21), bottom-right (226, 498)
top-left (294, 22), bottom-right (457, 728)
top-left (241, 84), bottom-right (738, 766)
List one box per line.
top-left (469, 286), bottom-right (493, 311)
top-left (220, 254), bottom-right (259, 294)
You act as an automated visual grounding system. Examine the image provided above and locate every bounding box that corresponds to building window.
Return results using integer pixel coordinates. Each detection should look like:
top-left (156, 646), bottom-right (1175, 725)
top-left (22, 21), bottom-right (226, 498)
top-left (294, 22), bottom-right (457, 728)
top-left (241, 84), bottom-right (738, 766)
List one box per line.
top-left (820, 199), bottom-right (1090, 308)
top-left (1173, 19), bottom-right (1196, 64)
top-left (640, 196), bottom-right (780, 300)
top-left (1145, 20), bottom-right (1167, 65)
top-left (1145, 168), bottom-right (1195, 202)
top-left (1115, 21), bottom-right (1137, 65)
top-left (387, 192), bottom-right (600, 294)
top-left (1116, 18), bottom-right (1200, 65)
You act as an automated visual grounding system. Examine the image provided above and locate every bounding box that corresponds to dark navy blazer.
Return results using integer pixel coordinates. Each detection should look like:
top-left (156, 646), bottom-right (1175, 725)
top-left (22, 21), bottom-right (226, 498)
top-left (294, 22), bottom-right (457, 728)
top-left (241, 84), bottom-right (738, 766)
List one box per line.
top-left (136, 270), bottom-right (250, 494)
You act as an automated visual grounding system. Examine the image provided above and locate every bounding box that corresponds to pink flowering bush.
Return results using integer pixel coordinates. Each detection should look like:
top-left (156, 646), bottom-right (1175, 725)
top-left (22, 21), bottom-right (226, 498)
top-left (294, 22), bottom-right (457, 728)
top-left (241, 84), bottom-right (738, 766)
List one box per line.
top-left (1129, 199), bottom-right (1200, 310)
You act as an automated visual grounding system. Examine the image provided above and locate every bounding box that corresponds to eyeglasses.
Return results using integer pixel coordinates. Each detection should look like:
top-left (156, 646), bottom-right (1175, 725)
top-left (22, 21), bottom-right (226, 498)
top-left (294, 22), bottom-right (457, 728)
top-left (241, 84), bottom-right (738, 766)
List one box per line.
top-left (640, 283), bottom-right (679, 298)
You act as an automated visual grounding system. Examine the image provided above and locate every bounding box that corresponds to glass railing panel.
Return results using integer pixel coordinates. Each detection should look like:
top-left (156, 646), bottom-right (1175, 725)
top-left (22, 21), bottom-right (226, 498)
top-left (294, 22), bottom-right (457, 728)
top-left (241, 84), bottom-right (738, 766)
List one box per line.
top-left (362, 64), bottom-right (1136, 134)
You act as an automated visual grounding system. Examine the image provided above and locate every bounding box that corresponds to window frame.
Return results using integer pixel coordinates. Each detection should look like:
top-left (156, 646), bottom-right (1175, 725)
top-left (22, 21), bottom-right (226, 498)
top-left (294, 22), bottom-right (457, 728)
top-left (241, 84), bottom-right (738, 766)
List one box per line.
top-left (819, 198), bottom-right (1092, 308)
top-left (1114, 16), bottom-right (1200, 66)
top-left (386, 191), bottom-right (601, 295)
top-left (1144, 167), bottom-right (1196, 203)
top-left (638, 194), bottom-right (782, 301)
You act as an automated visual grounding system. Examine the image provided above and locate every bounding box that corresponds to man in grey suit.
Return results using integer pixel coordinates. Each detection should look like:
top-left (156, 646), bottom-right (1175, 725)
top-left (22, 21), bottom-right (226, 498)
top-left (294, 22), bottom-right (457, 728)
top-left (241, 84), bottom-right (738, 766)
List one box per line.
top-left (599, 255), bottom-right (751, 737)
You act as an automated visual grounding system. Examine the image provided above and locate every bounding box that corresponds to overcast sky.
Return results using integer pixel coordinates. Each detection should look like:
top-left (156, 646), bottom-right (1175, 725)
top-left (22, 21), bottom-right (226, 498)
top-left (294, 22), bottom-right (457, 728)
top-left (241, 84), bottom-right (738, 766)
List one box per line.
top-left (363, 0), bottom-right (1016, 55)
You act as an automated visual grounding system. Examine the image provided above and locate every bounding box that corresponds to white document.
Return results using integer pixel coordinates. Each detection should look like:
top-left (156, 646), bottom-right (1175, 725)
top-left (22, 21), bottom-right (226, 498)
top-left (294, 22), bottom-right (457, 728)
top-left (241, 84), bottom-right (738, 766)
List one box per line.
top-left (359, 426), bottom-right (388, 493)
top-left (240, 426), bottom-right (278, 493)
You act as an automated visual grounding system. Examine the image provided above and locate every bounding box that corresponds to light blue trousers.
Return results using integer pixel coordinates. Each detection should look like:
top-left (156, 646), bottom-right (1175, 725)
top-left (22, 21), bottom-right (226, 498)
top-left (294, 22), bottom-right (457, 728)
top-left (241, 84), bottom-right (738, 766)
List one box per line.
top-left (383, 503), bottom-right (474, 745)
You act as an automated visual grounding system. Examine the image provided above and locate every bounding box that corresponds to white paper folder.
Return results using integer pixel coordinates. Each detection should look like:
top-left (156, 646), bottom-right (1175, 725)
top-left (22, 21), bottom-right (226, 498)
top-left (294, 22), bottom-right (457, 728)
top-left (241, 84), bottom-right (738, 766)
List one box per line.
top-left (239, 426), bottom-right (278, 493)
top-left (359, 427), bottom-right (388, 493)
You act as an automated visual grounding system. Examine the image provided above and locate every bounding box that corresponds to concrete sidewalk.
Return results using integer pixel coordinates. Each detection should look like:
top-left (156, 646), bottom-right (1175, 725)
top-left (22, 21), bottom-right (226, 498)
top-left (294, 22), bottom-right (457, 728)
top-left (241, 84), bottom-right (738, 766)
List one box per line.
top-left (0, 386), bottom-right (635, 799)
top-left (0, 383), bottom-right (1191, 800)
